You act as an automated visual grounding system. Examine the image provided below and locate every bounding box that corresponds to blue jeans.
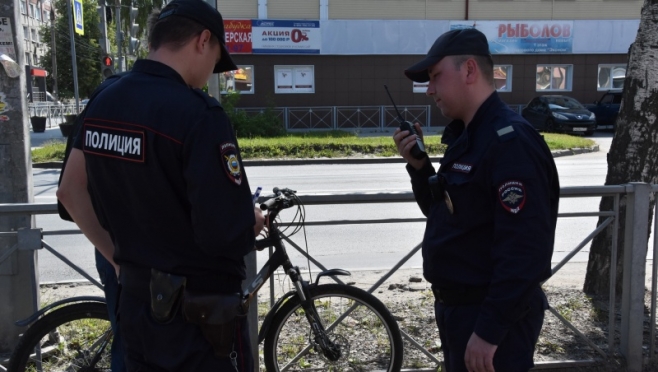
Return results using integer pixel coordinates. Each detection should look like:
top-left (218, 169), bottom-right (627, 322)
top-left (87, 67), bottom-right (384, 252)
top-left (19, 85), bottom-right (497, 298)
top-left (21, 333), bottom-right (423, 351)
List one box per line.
top-left (95, 249), bottom-right (126, 372)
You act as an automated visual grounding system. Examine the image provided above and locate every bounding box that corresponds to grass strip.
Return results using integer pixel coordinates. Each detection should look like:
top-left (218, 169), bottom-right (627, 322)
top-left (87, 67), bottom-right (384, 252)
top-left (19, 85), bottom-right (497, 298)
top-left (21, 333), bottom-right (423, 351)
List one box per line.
top-left (31, 131), bottom-right (595, 163)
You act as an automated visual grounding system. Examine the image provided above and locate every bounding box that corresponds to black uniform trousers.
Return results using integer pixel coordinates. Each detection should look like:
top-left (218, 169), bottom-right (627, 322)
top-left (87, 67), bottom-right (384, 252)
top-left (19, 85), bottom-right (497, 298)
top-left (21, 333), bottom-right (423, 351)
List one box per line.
top-left (118, 274), bottom-right (253, 372)
top-left (434, 288), bottom-right (546, 372)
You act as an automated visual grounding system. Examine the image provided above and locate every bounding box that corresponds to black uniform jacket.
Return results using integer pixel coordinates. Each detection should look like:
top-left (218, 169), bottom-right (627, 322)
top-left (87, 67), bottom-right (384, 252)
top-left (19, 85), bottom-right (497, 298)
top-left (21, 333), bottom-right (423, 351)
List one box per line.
top-left (407, 92), bottom-right (560, 345)
top-left (74, 60), bottom-right (255, 280)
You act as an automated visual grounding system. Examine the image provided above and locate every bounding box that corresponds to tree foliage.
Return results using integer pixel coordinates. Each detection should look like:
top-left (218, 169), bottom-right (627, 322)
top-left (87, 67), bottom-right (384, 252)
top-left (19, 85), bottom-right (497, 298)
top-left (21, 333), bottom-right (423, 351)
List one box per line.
top-left (584, 0), bottom-right (658, 296)
top-left (37, 0), bottom-right (162, 98)
top-left (38, 0), bottom-right (103, 99)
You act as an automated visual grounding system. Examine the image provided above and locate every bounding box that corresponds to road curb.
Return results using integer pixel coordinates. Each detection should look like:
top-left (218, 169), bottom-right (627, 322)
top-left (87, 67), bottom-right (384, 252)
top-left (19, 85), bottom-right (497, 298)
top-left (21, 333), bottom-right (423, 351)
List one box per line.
top-left (32, 145), bottom-right (599, 169)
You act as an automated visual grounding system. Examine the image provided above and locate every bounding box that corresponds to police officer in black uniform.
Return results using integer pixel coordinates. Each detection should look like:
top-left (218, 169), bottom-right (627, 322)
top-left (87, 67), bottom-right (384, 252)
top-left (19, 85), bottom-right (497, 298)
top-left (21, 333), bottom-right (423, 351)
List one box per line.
top-left (393, 28), bottom-right (560, 372)
top-left (57, 1), bottom-right (264, 370)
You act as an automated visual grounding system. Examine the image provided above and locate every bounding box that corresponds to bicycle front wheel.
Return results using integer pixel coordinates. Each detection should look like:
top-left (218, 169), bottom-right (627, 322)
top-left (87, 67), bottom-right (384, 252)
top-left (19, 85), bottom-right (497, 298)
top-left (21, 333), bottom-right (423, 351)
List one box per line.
top-left (8, 301), bottom-right (112, 372)
top-left (263, 284), bottom-right (403, 372)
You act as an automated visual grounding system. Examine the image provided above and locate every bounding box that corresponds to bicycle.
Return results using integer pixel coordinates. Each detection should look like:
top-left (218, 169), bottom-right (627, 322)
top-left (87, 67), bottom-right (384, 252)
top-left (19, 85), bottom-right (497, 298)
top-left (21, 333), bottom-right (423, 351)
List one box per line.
top-left (8, 187), bottom-right (403, 372)
top-left (7, 296), bottom-right (113, 371)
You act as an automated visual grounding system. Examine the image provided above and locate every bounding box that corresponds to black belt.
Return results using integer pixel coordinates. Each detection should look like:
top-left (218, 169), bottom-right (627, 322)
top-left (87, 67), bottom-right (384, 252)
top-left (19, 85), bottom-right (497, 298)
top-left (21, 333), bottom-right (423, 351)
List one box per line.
top-left (119, 265), bottom-right (243, 298)
top-left (432, 286), bottom-right (489, 306)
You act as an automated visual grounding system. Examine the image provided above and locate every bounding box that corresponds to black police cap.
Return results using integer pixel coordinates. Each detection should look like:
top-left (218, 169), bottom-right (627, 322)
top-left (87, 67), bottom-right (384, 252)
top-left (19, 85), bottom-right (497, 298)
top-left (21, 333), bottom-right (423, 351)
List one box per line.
top-left (404, 28), bottom-right (491, 83)
top-left (158, 0), bottom-right (238, 73)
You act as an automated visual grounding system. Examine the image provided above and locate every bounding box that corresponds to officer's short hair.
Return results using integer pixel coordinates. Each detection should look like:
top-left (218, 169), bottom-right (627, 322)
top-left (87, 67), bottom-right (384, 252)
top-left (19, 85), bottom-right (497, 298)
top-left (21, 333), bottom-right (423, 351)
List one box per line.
top-left (147, 9), bottom-right (218, 52)
top-left (451, 55), bottom-right (495, 85)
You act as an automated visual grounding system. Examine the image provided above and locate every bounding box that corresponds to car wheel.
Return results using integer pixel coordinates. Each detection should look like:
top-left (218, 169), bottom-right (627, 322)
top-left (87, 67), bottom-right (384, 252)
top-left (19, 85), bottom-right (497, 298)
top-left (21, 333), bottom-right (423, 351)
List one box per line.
top-left (545, 118), bottom-right (556, 133)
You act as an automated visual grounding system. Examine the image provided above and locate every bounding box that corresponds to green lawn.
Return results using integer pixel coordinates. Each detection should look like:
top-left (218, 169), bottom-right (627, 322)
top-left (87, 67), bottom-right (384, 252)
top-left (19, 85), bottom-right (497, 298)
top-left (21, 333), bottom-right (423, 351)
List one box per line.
top-left (31, 131), bottom-right (595, 163)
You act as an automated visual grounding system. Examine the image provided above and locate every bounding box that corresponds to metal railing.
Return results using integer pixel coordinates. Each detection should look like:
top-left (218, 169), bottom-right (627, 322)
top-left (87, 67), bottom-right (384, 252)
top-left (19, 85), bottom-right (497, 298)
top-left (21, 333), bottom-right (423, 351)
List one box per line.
top-left (1, 184), bottom-right (657, 370)
top-left (236, 105), bottom-right (432, 131)
top-left (27, 103), bottom-right (85, 129)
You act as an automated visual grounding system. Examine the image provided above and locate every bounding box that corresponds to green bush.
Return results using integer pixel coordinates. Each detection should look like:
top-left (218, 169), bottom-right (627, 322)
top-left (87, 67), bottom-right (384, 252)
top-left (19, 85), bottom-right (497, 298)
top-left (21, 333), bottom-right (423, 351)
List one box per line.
top-left (222, 92), bottom-right (286, 138)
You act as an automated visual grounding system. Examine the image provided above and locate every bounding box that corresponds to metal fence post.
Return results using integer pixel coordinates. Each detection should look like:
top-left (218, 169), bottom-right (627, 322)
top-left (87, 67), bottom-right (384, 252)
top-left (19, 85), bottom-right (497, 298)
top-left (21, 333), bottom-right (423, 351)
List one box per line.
top-left (620, 182), bottom-right (651, 372)
top-left (244, 251), bottom-right (259, 371)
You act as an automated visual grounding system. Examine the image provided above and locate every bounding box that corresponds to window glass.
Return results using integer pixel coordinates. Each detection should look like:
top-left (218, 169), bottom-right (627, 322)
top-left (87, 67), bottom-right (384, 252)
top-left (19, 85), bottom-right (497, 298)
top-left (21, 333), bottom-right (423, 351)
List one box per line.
top-left (536, 65), bottom-right (572, 91)
top-left (20, 0), bottom-right (26, 14)
top-left (494, 65), bottom-right (512, 92)
top-left (597, 64), bottom-right (626, 91)
top-left (31, 29), bottom-right (37, 41)
top-left (29, 3), bottom-right (35, 17)
top-left (23, 26), bottom-right (28, 40)
top-left (413, 81), bottom-right (428, 93)
top-left (220, 65), bottom-right (254, 94)
top-left (274, 65), bottom-right (315, 94)
top-left (35, 2), bottom-right (41, 20)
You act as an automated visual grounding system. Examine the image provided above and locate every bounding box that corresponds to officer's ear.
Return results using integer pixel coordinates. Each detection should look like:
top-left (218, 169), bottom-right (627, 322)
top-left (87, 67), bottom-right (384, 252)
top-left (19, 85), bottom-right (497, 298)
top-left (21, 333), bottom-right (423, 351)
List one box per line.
top-left (194, 29), bottom-right (213, 54)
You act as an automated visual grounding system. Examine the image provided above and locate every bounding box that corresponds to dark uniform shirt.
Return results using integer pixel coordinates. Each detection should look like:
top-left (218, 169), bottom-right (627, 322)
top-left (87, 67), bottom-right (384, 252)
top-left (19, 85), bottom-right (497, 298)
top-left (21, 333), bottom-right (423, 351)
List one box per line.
top-left (407, 92), bottom-right (559, 345)
top-left (73, 59), bottom-right (255, 280)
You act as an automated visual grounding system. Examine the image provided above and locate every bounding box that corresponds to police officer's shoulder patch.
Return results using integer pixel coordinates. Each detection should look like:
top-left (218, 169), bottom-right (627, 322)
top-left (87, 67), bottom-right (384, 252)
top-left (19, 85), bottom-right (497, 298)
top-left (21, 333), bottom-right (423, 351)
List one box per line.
top-left (493, 115), bottom-right (519, 143)
top-left (498, 180), bottom-right (526, 214)
top-left (220, 142), bottom-right (242, 186)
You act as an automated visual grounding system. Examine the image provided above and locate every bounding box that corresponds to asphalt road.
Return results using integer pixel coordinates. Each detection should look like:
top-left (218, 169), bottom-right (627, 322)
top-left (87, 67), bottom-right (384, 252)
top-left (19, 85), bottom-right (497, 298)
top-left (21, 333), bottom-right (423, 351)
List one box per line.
top-left (30, 132), bottom-right (618, 283)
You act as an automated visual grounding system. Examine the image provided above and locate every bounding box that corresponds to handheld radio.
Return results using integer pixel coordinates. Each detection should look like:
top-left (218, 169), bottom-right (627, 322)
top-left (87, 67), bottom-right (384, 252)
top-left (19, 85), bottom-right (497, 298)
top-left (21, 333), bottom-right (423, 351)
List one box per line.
top-left (384, 85), bottom-right (426, 159)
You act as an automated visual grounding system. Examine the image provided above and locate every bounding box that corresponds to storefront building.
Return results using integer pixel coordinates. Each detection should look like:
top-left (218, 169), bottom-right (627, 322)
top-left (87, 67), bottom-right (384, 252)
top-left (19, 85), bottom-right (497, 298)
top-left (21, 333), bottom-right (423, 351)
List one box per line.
top-left (219, 0), bottom-right (641, 128)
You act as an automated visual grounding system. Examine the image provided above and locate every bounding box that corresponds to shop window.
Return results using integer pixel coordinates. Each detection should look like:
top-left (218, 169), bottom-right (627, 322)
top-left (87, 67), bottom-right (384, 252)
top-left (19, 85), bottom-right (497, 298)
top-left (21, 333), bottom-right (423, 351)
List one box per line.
top-left (494, 65), bottom-right (512, 92)
top-left (412, 81), bottom-right (428, 94)
top-left (274, 65), bottom-right (315, 94)
top-left (536, 65), bottom-right (572, 91)
top-left (598, 64), bottom-right (626, 91)
top-left (220, 65), bottom-right (254, 94)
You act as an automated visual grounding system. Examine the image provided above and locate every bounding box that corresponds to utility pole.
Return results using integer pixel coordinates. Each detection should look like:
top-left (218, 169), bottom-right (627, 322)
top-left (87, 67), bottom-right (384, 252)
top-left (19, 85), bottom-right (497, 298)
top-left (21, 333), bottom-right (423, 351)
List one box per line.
top-left (115, 0), bottom-right (123, 72)
top-left (203, 0), bottom-right (221, 101)
top-left (0, 0), bottom-right (39, 357)
top-left (50, 9), bottom-right (58, 100)
top-left (66, 0), bottom-right (81, 112)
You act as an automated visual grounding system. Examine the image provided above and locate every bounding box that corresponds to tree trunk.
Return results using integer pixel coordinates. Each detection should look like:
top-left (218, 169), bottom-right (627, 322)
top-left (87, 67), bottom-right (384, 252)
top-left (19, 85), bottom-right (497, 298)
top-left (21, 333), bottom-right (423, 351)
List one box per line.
top-left (583, 0), bottom-right (658, 296)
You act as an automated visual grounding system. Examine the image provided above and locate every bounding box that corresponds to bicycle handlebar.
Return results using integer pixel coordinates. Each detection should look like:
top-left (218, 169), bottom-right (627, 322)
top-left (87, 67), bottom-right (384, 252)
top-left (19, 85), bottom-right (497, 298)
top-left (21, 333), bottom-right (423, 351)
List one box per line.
top-left (259, 187), bottom-right (297, 214)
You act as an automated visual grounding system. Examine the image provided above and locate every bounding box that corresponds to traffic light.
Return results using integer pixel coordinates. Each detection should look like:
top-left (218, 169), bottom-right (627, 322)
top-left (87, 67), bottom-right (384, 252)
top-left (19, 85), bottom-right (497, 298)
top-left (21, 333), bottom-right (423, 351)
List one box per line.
top-left (101, 55), bottom-right (114, 78)
top-left (128, 7), bottom-right (140, 56)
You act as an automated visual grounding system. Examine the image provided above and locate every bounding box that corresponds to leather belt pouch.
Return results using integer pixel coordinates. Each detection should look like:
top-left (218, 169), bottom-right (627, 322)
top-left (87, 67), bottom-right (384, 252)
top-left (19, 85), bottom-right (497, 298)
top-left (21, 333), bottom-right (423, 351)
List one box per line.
top-left (182, 291), bottom-right (247, 358)
top-left (149, 269), bottom-right (186, 324)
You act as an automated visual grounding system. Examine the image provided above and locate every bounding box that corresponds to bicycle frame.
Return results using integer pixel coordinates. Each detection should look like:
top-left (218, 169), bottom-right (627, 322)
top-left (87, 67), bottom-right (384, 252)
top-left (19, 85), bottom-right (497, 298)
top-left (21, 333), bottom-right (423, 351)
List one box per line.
top-left (246, 219), bottom-right (350, 344)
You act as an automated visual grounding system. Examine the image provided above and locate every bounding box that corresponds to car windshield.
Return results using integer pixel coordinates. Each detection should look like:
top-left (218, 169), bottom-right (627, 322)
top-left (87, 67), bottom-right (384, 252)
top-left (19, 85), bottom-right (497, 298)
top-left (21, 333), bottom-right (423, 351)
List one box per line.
top-left (545, 96), bottom-right (584, 110)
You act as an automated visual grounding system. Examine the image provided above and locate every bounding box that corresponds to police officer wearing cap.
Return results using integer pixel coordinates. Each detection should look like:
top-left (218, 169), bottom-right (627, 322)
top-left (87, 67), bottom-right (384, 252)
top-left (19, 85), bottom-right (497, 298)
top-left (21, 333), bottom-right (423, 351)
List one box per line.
top-left (393, 28), bottom-right (559, 372)
top-left (57, 0), bottom-right (265, 370)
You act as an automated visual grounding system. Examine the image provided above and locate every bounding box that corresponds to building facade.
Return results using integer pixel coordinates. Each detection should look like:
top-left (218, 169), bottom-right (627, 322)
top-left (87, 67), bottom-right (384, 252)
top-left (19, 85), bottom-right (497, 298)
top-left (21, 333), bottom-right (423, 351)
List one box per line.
top-left (218, 0), bottom-right (642, 128)
top-left (19, 0), bottom-right (53, 101)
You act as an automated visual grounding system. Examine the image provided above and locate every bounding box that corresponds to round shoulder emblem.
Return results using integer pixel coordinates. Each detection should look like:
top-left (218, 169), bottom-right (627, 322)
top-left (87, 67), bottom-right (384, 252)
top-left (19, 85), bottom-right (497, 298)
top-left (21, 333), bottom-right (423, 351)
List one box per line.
top-left (220, 142), bottom-right (242, 186)
top-left (498, 180), bottom-right (526, 214)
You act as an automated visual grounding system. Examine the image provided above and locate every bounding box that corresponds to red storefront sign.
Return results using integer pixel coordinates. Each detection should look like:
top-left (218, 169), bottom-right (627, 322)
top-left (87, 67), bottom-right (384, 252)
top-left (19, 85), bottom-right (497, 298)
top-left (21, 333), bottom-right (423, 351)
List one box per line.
top-left (224, 20), bottom-right (252, 54)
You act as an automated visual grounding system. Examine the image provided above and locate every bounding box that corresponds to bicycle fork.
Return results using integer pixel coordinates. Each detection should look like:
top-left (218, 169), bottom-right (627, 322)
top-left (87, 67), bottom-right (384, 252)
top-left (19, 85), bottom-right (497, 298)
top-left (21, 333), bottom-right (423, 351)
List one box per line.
top-left (288, 266), bottom-right (343, 362)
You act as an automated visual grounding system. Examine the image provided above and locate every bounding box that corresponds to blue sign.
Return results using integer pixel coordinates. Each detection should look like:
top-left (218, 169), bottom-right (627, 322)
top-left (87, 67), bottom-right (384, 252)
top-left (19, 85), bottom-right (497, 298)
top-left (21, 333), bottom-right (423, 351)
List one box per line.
top-left (73, 0), bottom-right (84, 35)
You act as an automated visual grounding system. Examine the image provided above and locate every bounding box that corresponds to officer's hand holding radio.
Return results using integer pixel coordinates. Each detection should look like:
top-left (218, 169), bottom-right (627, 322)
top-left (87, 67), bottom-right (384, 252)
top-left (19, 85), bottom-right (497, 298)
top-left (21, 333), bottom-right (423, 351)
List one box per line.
top-left (385, 84), bottom-right (427, 170)
top-left (394, 122), bottom-right (428, 170)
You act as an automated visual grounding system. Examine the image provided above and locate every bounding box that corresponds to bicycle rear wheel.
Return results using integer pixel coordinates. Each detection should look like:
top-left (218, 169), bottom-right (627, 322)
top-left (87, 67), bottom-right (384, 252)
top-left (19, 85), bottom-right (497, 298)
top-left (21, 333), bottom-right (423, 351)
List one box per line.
top-left (8, 301), bottom-right (112, 372)
top-left (263, 284), bottom-right (403, 372)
